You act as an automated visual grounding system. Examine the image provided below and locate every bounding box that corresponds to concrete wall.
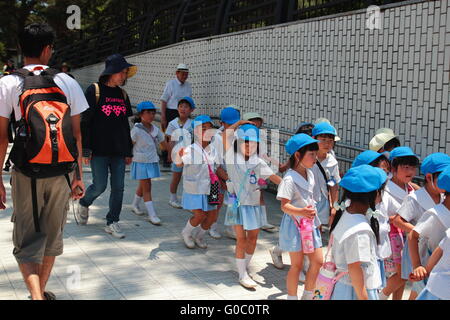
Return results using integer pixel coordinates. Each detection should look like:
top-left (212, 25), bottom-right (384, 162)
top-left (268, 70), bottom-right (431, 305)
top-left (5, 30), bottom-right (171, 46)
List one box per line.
top-left (72, 0), bottom-right (450, 166)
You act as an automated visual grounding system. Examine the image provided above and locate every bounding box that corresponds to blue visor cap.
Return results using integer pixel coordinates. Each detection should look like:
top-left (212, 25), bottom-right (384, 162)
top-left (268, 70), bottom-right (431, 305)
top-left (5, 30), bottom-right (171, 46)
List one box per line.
top-left (352, 150), bottom-right (385, 168)
top-left (237, 124), bottom-right (259, 142)
top-left (285, 133), bottom-right (319, 156)
top-left (389, 146), bottom-right (419, 161)
top-left (178, 96), bottom-right (196, 109)
top-left (220, 107), bottom-right (240, 125)
top-left (192, 115), bottom-right (213, 130)
top-left (312, 122), bottom-right (337, 137)
top-left (340, 165), bottom-right (387, 193)
top-left (437, 165), bottom-right (450, 192)
top-left (421, 153), bottom-right (450, 175)
top-left (137, 101), bottom-right (156, 112)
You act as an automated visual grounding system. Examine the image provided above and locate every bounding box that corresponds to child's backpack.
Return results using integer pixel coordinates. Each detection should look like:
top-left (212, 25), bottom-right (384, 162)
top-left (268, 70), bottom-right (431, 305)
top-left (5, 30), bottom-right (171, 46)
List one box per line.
top-left (5, 67), bottom-right (78, 178)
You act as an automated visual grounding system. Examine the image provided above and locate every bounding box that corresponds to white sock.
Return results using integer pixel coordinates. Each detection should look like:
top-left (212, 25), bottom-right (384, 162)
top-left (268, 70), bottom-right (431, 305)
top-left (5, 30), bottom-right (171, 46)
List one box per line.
top-left (287, 295), bottom-right (298, 300)
top-left (236, 258), bottom-right (248, 280)
top-left (245, 253), bottom-right (253, 269)
top-left (301, 290), bottom-right (314, 300)
top-left (170, 193), bottom-right (178, 202)
top-left (195, 227), bottom-right (208, 240)
top-left (273, 245), bottom-right (283, 256)
top-left (379, 290), bottom-right (389, 300)
top-left (182, 220), bottom-right (196, 235)
top-left (145, 201), bottom-right (157, 218)
top-left (132, 194), bottom-right (142, 207)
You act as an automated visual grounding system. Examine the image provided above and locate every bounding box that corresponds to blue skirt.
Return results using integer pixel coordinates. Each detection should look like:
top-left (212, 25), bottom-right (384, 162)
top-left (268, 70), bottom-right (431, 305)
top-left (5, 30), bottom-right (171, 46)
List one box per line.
top-left (316, 196), bottom-right (330, 226)
top-left (224, 205), bottom-right (267, 231)
top-left (378, 259), bottom-right (387, 288)
top-left (279, 213), bottom-right (322, 252)
top-left (182, 192), bottom-right (217, 212)
top-left (331, 281), bottom-right (380, 300)
top-left (401, 239), bottom-right (413, 280)
top-left (416, 288), bottom-right (441, 300)
top-left (171, 162), bottom-right (183, 173)
top-left (131, 162), bottom-right (161, 180)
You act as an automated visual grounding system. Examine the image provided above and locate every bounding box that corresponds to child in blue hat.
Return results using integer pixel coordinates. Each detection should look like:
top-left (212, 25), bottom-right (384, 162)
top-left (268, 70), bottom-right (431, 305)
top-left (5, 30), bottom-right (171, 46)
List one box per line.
top-left (414, 228), bottom-right (450, 300)
top-left (330, 165), bottom-right (388, 300)
top-left (174, 115), bottom-right (224, 250)
top-left (393, 153), bottom-right (450, 299)
top-left (276, 134), bottom-right (323, 300)
top-left (379, 146), bottom-right (420, 300)
top-left (223, 123), bottom-right (282, 289)
top-left (130, 101), bottom-right (166, 225)
top-left (311, 122), bottom-right (342, 230)
top-left (409, 164), bottom-right (450, 299)
top-left (166, 97), bottom-right (195, 209)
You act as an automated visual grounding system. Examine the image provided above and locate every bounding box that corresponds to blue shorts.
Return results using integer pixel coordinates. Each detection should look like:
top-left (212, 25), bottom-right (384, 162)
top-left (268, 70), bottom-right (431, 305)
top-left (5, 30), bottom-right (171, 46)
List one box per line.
top-left (416, 288), bottom-right (441, 300)
top-left (131, 162), bottom-right (161, 180)
top-left (224, 205), bottom-right (267, 231)
top-left (171, 162), bottom-right (183, 173)
top-left (331, 281), bottom-right (380, 300)
top-left (378, 259), bottom-right (387, 288)
top-left (278, 213), bottom-right (322, 252)
top-left (401, 239), bottom-right (413, 280)
top-left (316, 196), bottom-right (330, 226)
top-left (182, 192), bottom-right (217, 212)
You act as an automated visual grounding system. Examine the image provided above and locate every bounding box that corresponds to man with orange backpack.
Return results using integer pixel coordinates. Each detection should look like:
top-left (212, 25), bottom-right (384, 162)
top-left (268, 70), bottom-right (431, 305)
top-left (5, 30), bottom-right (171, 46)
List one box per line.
top-left (0, 23), bottom-right (87, 300)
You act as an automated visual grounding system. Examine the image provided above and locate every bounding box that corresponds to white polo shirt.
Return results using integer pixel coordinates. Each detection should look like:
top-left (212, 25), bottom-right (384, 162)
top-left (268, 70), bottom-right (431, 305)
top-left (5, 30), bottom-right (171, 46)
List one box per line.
top-left (160, 79), bottom-right (192, 110)
top-left (131, 123), bottom-right (165, 163)
top-left (426, 229), bottom-right (450, 300)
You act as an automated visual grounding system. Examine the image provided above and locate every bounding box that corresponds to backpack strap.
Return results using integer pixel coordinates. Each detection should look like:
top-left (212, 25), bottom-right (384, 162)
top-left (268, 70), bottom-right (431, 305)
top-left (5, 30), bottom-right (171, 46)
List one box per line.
top-left (121, 88), bottom-right (128, 102)
top-left (30, 177), bottom-right (41, 233)
top-left (93, 82), bottom-right (100, 106)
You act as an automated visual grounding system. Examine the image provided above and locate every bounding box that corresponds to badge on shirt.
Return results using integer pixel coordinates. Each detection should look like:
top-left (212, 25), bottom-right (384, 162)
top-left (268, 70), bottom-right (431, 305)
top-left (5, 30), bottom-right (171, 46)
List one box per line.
top-left (249, 171), bottom-right (257, 184)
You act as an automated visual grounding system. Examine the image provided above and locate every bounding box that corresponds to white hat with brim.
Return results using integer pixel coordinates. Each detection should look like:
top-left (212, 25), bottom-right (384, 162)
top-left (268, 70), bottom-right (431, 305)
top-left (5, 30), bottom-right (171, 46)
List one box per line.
top-left (243, 112), bottom-right (263, 121)
top-left (369, 128), bottom-right (397, 152)
top-left (176, 63), bottom-right (189, 72)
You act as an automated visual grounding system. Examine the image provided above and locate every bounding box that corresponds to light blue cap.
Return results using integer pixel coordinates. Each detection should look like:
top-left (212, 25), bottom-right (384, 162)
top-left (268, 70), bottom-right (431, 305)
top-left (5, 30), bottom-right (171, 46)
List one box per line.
top-left (191, 115), bottom-right (213, 129)
top-left (340, 165), bottom-right (388, 193)
top-left (389, 146), bottom-right (419, 161)
top-left (237, 124), bottom-right (259, 142)
top-left (352, 150), bottom-right (386, 168)
top-left (312, 122), bottom-right (338, 137)
top-left (437, 165), bottom-right (450, 192)
top-left (137, 101), bottom-right (156, 112)
top-left (421, 153), bottom-right (450, 175)
top-left (178, 96), bottom-right (196, 109)
top-left (285, 133), bottom-right (319, 156)
top-left (220, 107), bottom-right (240, 125)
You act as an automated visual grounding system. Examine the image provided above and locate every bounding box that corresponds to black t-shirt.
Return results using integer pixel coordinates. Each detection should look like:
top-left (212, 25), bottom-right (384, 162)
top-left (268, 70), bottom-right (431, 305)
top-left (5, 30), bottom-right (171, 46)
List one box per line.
top-left (81, 82), bottom-right (133, 157)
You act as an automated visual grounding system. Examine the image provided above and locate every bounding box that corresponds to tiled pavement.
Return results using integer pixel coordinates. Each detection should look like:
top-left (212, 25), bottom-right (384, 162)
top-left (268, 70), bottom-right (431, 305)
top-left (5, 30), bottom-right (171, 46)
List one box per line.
top-left (0, 168), bottom-right (411, 300)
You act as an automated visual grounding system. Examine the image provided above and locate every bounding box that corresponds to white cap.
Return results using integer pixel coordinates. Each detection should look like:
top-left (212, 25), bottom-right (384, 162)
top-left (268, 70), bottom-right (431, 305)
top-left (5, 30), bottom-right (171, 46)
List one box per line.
top-left (369, 128), bottom-right (397, 152)
top-left (176, 63), bottom-right (189, 71)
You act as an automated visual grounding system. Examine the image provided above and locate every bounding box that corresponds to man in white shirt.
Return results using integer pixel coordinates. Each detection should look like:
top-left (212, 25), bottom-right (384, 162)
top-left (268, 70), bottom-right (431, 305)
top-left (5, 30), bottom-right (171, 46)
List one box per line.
top-left (0, 23), bottom-right (87, 300)
top-left (160, 63), bottom-right (192, 166)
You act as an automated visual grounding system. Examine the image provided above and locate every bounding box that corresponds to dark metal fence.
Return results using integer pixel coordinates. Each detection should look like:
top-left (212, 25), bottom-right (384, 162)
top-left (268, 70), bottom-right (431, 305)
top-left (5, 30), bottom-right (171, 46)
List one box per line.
top-left (50, 0), bottom-right (410, 68)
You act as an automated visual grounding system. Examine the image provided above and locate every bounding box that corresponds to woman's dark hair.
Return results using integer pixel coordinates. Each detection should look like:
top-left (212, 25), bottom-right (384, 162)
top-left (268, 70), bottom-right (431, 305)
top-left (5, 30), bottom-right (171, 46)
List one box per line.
top-left (289, 142), bottom-right (319, 168)
top-left (295, 123), bottom-right (314, 136)
top-left (383, 137), bottom-right (401, 152)
top-left (98, 74), bottom-right (127, 86)
top-left (19, 23), bottom-right (55, 58)
top-left (329, 188), bottom-right (382, 245)
top-left (391, 156), bottom-right (419, 169)
top-left (370, 154), bottom-right (390, 170)
top-left (445, 191), bottom-right (450, 196)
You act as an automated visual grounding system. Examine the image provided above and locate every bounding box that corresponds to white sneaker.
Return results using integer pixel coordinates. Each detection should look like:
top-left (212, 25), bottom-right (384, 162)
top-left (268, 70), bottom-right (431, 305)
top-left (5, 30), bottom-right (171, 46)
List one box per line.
top-left (223, 227), bottom-right (236, 240)
top-left (239, 275), bottom-right (257, 289)
top-left (169, 199), bottom-right (182, 209)
top-left (194, 236), bottom-right (208, 249)
top-left (105, 222), bottom-right (125, 239)
top-left (147, 215), bottom-right (161, 226)
top-left (209, 228), bottom-right (222, 239)
top-left (131, 205), bottom-right (146, 216)
top-left (269, 246), bottom-right (284, 269)
top-left (74, 203), bottom-right (89, 225)
top-left (182, 231), bottom-right (195, 249)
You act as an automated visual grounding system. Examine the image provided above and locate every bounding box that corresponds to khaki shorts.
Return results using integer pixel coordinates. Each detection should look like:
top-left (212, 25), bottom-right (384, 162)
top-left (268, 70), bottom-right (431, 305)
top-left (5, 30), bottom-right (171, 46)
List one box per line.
top-left (11, 169), bottom-right (72, 264)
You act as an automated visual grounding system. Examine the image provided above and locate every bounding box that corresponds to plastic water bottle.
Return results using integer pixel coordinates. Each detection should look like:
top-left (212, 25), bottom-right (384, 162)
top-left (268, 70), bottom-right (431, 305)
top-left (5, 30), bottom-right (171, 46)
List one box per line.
top-left (300, 218), bottom-right (315, 254)
top-left (389, 224), bottom-right (404, 264)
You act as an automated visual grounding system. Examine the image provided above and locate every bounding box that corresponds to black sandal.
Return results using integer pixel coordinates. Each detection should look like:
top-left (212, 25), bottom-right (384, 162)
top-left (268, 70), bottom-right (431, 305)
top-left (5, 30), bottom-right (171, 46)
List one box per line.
top-left (43, 291), bottom-right (56, 300)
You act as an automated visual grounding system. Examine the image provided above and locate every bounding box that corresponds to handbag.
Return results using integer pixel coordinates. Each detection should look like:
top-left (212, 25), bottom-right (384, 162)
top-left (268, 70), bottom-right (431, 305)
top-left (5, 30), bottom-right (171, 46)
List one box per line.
top-left (206, 162), bottom-right (220, 204)
top-left (313, 235), bottom-right (348, 300)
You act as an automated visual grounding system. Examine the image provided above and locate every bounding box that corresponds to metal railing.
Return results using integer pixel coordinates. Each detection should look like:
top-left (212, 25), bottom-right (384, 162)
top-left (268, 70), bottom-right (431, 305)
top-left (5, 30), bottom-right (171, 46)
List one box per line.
top-left (50, 0), bottom-right (411, 68)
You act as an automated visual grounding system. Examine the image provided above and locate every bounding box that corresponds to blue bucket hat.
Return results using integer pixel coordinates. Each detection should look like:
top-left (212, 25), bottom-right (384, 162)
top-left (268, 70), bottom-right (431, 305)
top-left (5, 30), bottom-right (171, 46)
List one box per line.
top-left (285, 133), bottom-right (319, 156)
top-left (178, 96), bottom-right (196, 109)
top-left (137, 101), bottom-right (156, 112)
top-left (220, 107), bottom-right (240, 125)
top-left (100, 53), bottom-right (137, 78)
top-left (237, 124), bottom-right (259, 142)
top-left (389, 146), bottom-right (419, 161)
top-left (352, 150), bottom-right (386, 168)
top-left (312, 122), bottom-right (338, 138)
top-left (192, 115), bottom-right (213, 130)
top-left (421, 153), bottom-right (450, 175)
top-left (340, 165), bottom-right (388, 193)
top-left (437, 165), bottom-right (450, 192)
